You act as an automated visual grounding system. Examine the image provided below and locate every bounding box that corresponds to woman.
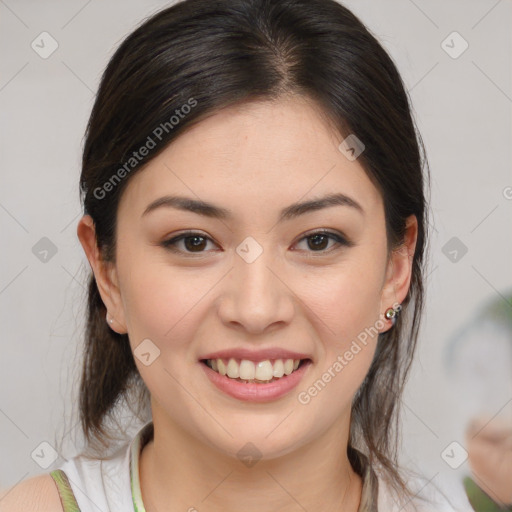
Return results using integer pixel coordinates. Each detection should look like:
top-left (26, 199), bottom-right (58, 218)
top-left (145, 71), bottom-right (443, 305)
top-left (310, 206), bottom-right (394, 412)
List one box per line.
top-left (2, 0), bottom-right (464, 510)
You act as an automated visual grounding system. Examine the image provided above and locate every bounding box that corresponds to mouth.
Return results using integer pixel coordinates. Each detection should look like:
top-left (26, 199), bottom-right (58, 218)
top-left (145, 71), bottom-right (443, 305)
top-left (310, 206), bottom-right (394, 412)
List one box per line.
top-left (200, 357), bottom-right (312, 384)
top-left (199, 356), bottom-right (313, 402)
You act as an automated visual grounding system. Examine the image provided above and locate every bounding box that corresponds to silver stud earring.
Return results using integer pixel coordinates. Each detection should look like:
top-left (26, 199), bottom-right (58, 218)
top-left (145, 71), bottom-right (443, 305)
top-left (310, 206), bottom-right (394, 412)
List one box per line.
top-left (106, 313), bottom-right (114, 325)
top-left (384, 303), bottom-right (402, 323)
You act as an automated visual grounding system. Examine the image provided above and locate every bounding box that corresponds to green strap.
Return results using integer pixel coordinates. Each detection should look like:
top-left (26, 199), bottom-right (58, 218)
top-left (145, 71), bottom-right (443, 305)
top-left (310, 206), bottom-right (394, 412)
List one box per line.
top-left (130, 424), bottom-right (147, 512)
top-left (49, 469), bottom-right (81, 512)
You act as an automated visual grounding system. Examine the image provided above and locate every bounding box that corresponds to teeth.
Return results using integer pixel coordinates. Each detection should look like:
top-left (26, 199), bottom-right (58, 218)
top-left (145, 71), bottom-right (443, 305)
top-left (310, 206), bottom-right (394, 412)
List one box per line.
top-left (226, 358), bottom-right (239, 378)
top-left (255, 360), bottom-right (273, 381)
top-left (272, 359), bottom-right (284, 378)
top-left (217, 359), bottom-right (227, 376)
top-left (206, 357), bottom-right (304, 382)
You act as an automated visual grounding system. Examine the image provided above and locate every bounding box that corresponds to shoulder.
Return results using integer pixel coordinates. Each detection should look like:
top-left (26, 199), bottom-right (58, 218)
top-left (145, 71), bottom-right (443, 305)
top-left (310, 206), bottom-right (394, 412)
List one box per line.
top-left (0, 474), bottom-right (63, 512)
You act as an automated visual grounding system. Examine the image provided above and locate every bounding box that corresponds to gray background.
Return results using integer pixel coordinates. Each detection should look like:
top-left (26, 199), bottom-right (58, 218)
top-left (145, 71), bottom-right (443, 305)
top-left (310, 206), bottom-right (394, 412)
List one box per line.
top-left (1, 0), bottom-right (511, 509)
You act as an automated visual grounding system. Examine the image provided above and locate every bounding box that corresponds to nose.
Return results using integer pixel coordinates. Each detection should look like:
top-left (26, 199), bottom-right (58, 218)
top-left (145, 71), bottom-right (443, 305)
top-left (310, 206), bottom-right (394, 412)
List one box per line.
top-left (217, 245), bottom-right (295, 335)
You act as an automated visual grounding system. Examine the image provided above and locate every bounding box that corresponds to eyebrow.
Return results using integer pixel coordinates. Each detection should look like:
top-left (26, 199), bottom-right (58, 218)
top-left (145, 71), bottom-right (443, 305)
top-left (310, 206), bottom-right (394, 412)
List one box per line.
top-left (142, 192), bottom-right (365, 221)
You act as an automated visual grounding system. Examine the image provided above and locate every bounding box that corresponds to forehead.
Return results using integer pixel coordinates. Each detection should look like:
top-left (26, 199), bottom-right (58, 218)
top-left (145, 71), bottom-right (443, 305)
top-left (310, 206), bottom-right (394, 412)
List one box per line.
top-left (118, 96), bottom-right (383, 221)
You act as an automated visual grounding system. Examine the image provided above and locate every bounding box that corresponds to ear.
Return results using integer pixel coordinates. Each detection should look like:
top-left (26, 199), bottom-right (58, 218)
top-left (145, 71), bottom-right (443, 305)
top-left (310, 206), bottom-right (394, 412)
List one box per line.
top-left (379, 214), bottom-right (418, 333)
top-left (76, 215), bottom-right (127, 334)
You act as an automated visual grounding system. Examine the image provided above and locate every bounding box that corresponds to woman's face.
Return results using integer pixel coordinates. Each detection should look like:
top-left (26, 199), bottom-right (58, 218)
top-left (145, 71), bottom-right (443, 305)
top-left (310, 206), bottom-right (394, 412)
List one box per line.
top-left (81, 95), bottom-right (416, 459)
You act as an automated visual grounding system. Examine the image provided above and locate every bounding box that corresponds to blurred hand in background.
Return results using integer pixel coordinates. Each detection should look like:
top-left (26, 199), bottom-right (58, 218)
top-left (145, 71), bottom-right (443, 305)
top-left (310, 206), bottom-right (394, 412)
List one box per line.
top-left (465, 415), bottom-right (512, 507)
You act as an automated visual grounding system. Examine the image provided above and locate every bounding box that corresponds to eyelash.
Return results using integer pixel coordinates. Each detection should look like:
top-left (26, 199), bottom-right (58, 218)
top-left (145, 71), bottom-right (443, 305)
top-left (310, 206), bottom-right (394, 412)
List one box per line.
top-left (160, 229), bottom-right (353, 257)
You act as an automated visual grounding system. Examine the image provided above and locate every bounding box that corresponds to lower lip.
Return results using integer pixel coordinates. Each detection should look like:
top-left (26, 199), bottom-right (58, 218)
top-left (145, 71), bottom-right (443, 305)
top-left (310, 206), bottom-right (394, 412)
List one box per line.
top-left (200, 360), bottom-right (312, 402)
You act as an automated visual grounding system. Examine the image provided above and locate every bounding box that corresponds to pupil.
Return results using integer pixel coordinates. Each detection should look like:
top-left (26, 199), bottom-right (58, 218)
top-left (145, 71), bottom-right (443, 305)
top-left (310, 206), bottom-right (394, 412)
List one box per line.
top-left (185, 236), bottom-right (206, 252)
top-left (309, 234), bottom-right (328, 250)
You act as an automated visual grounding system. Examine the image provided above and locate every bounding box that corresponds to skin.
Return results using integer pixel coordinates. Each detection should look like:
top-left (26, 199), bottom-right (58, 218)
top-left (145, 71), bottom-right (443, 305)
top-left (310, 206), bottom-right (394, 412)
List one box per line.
top-left (77, 95), bottom-right (418, 512)
top-left (466, 415), bottom-right (512, 505)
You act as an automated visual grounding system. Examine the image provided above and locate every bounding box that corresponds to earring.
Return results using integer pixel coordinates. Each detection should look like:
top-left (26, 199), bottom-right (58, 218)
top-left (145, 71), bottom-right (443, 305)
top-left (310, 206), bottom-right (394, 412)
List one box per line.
top-left (384, 303), bottom-right (402, 323)
top-left (106, 312), bottom-right (114, 325)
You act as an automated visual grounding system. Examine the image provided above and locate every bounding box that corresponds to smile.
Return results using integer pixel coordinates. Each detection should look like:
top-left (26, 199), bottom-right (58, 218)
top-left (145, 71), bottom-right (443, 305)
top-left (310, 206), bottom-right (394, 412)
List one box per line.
top-left (200, 358), bottom-right (313, 402)
top-left (202, 357), bottom-right (306, 383)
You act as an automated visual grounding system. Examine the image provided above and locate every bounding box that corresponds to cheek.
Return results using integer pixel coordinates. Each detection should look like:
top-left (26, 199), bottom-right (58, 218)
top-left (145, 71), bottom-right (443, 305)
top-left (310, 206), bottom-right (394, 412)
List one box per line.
top-left (294, 265), bottom-right (382, 416)
top-left (297, 258), bottom-right (384, 341)
top-left (118, 251), bottom-right (218, 356)
top-left (291, 252), bottom-right (385, 408)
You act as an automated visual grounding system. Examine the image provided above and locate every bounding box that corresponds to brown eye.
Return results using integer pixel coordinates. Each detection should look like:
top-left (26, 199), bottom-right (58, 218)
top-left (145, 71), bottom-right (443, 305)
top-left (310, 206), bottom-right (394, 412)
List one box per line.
top-left (306, 233), bottom-right (330, 251)
top-left (182, 235), bottom-right (208, 252)
top-left (161, 232), bottom-right (216, 254)
top-left (293, 230), bottom-right (352, 254)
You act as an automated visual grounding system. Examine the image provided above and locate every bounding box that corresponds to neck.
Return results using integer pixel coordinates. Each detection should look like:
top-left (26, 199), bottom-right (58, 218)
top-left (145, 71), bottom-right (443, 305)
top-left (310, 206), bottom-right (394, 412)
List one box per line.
top-left (139, 405), bottom-right (363, 512)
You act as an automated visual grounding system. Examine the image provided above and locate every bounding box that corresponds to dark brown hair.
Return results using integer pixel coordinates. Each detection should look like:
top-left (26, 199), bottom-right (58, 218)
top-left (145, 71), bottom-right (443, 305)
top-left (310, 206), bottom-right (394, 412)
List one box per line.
top-left (77, 0), bottom-right (432, 505)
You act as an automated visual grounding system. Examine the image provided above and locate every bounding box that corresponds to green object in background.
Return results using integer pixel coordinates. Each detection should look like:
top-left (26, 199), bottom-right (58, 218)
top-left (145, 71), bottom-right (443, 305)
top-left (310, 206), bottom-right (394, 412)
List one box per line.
top-left (463, 476), bottom-right (512, 512)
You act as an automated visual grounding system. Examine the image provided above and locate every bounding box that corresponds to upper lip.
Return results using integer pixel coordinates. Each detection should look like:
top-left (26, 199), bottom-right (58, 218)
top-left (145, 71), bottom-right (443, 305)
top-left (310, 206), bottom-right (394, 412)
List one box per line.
top-left (199, 348), bottom-right (312, 362)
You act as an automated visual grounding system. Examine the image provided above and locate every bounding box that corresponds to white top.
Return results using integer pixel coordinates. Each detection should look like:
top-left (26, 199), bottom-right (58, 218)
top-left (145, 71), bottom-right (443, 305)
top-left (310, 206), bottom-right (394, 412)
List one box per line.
top-left (55, 421), bottom-right (468, 511)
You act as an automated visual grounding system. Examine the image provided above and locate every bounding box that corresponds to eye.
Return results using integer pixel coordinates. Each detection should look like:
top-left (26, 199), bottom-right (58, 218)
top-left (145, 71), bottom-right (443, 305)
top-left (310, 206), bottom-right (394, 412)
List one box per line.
top-left (293, 230), bottom-right (353, 255)
top-left (161, 231), bottom-right (217, 254)
top-left (160, 229), bottom-right (352, 256)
